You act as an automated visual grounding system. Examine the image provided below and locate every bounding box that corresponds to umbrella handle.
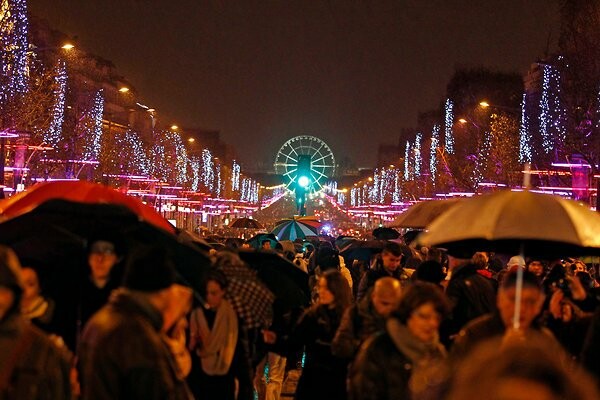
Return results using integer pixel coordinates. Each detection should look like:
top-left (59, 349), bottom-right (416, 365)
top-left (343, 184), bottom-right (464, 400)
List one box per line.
top-left (512, 248), bottom-right (525, 330)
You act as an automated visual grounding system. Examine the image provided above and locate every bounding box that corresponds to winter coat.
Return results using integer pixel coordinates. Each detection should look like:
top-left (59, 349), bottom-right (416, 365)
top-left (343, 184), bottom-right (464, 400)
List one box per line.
top-left (0, 315), bottom-right (72, 400)
top-left (451, 312), bottom-right (560, 361)
top-left (289, 304), bottom-right (348, 400)
top-left (78, 289), bottom-right (192, 400)
top-left (443, 263), bottom-right (496, 341)
top-left (349, 318), bottom-right (447, 400)
top-left (331, 295), bottom-right (386, 360)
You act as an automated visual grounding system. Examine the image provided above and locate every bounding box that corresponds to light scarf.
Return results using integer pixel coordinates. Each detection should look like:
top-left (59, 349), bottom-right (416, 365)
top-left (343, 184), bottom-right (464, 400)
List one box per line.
top-left (189, 300), bottom-right (238, 376)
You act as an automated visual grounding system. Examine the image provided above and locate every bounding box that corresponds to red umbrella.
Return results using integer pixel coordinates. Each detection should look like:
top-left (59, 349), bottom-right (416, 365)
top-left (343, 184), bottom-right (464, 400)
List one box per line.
top-left (0, 180), bottom-right (174, 233)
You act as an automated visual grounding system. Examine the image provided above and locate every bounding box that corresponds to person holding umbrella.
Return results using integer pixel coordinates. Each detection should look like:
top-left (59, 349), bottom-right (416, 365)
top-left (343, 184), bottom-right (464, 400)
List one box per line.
top-left (450, 270), bottom-right (561, 360)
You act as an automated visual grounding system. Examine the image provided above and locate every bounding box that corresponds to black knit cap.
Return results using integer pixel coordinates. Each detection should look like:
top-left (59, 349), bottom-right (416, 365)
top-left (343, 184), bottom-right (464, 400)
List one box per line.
top-left (123, 245), bottom-right (176, 292)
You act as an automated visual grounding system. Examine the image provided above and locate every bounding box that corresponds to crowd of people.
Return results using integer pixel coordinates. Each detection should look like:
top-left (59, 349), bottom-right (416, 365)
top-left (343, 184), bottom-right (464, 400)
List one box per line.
top-left (1, 232), bottom-right (600, 400)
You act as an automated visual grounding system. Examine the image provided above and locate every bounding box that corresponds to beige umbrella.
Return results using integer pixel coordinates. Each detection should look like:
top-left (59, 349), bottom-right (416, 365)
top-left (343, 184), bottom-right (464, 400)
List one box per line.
top-left (419, 190), bottom-right (600, 258)
top-left (388, 198), bottom-right (463, 229)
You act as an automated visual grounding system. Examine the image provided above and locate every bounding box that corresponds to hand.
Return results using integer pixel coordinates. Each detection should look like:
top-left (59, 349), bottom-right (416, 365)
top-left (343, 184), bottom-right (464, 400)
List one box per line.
top-left (262, 329), bottom-right (277, 344)
top-left (501, 328), bottom-right (526, 348)
top-left (549, 289), bottom-right (564, 319)
top-left (569, 275), bottom-right (587, 301)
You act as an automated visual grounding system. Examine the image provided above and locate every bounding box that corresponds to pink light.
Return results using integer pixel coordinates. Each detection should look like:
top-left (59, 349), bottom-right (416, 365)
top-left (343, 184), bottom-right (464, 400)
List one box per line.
top-left (551, 162), bottom-right (593, 168)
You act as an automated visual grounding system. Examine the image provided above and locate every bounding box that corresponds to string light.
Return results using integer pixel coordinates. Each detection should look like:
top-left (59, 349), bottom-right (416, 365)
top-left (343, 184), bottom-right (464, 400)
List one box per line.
top-left (404, 141), bottom-right (410, 180)
top-left (44, 61), bottom-right (67, 147)
top-left (473, 129), bottom-right (492, 186)
top-left (430, 124), bottom-right (439, 185)
top-left (414, 132), bottom-right (422, 176)
top-left (392, 168), bottom-right (401, 203)
top-left (190, 157), bottom-right (201, 191)
top-left (82, 89), bottom-right (104, 161)
top-left (1, 0), bottom-right (29, 99)
top-left (444, 99), bottom-right (454, 154)
top-left (201, 149), bottom-right (214, 192)
top-left (539, 64), bottom-right (566, 154)
top-left (163, 130), bottom-right (188, 184)
top-left (519, 92), bottom-right (532, 163)
top-left (231, 160), bottom-right (240, 191)
top-left (215, 162), bottom-right (222, 198)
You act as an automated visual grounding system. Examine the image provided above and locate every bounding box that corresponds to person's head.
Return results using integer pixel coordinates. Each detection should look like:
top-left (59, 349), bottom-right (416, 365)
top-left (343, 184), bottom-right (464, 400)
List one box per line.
top-left (21, 267), bottom-right (42, 302)
top-left (261, 240), bottom-right (271, 250)
top-left (88, 239), bottom-right (121, 285)
top-left (0, 246), bottom-right (24, 321)
top-left (507, 255), bottom-right (526, 271)
top-left (316, 246), bottom-right (339, 272)
top-left (317, 269), bottom-right (352, 313)
top-left (447, 336), bottom-right (599, 400)
top-left (414, 260), bottom-right (446, 285)
top-left (380, 242), bottom-right (403, 273)
top-left (471, 252), bottom-right (489, 269)
top-left (526, 259), bottom-right (545, 277)
top-left (371, 277), bottom-right (402, 317)
top-left (204, 269), bottom-right (228, 309)
top-left (497, 270), bottom-right (544, 330)
top-left (122, 246), bottom-right (177, 312)
top-left (393, 282), bottom-right (449, 343)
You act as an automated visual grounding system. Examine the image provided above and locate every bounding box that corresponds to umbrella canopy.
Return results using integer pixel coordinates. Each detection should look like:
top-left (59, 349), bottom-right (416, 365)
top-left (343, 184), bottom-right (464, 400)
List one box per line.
top-left (230, 217), bottom-right (263, 229)
top-left (271, 216), bottom-right (321, 241)
top-left (372, 227), bottom-right (400, 240)
top-left (419, 190), bottom-right (600, 258)
top-left (339, 239), bottom-right (386, 262)
top-left (216, 254), bottom-right (275, 329)
top-left (246, 233), bottom-right (279, 250)
top-left (237, 249), bottom-right (310, 310)
top-left (388, 199), bottom-right (463, 229)
top-left (0, 180), bottom-right (175, 233)
top-left (0, 199), bottom-right (211, 294)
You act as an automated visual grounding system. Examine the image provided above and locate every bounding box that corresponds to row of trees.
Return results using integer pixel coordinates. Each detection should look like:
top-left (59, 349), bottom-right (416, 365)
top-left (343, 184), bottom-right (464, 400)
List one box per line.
top-left (350, 0), bottom-right (600, 205)
top-left (1, 0), bottom-right (263, 203)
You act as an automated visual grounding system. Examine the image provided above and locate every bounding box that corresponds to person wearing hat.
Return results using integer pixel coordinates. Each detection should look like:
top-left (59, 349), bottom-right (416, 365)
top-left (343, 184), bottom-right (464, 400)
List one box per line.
top-left (0, 245), bottom-right (73, 399)
top-left (78, 245), bottom-right (193, 399)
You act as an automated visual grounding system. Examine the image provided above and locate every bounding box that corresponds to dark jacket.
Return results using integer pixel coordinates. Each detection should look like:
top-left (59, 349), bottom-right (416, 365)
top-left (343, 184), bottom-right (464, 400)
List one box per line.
top-left (0, 315), bottom-right (72, 400)
top-left (357, 258), bottom-right (408, 302)
top-left (331, 295), bottom-right (386, 360)
top-left (349, 318), bottom-right (446, 400)
top-left (451, 312), bottom-right (560, 360)
top-left (289, 304), bottom-right (348, 400)
top-left (443, 263), bottom-right (496, 342)
top-left (582, 307), bottom-right (600, 385)
top-left (78, 289), bottom-right (192, 400)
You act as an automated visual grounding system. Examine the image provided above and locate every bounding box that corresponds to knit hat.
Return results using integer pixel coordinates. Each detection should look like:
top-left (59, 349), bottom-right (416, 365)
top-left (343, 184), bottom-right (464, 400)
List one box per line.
top-left (507, 255), bottom-right (525, 269)
top-left (123, 246), bottom-right (176, 292)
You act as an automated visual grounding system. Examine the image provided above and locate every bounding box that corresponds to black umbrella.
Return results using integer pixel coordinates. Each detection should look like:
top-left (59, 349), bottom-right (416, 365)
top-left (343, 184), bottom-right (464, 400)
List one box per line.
top-left (372, 227), bottom-right (400, 240)
top-left (230, 217), bottom-right (264, 229)
top-left (237, 249), bottom-right (310, 310)
top-left (0, 199), bottom-right (211, 294)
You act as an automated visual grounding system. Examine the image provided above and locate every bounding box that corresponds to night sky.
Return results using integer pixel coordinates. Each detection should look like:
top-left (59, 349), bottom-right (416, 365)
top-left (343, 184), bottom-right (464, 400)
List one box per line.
top-left (28, 0), bottom-right (559, 169)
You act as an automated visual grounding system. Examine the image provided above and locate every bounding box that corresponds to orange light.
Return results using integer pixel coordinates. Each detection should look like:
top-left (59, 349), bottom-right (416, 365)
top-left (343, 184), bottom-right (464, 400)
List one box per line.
top-left (61, 43), bottom-right (75, 50)
top-left (119, 87), bottom-right (130, 93)
top-left (458, 118), bottom-right (467, 123)
top-left (479, 101), bottom-right (490, 108)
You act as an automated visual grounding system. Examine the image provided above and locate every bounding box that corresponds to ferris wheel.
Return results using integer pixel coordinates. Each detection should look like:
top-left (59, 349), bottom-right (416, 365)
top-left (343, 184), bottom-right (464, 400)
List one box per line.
top-left (274, 135), bottom-right (336, 194)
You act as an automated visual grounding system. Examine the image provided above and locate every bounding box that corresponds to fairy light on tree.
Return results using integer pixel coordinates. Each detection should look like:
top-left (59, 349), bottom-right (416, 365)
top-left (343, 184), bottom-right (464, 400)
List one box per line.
top-left (215, 162), bottom-right (222, 198)
top-left (164, 129), bottom-right (188, 184)
top-left (81, 89), bottom-right (104, 161)
top-left (189, 157), bottom-right (201, 191)
top-left (472, 129), bottom-right (492, 187)
top-left (125, 129), bottom-right (150, 176)
top-left (444, 99), bottom-right (455, 154)
top-left (44, 61), bottom-right (67, 148)
top-left (1, 0), bottom-right (29, 99)
top-left (201, 149), bottom-right (214, 193)
top-left (231, 160), bottom-right (240, 191)
top-left (404, 141), bottom-right (410, 180)
top-left (430, 124), bottom-right (440, 185)
top-left (519, 92), bottom-right (532, 163)
top-left (539, 64), bottom-right (566, 155)
top-left (414, 132), bottom-right (422, 177)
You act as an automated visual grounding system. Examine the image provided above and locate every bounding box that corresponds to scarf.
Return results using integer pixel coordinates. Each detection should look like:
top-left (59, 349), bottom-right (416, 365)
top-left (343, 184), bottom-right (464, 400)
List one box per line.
top-left (189, 300), bottom-right (238, 376)
top-left (387, 318), bottom-right (448, 396)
